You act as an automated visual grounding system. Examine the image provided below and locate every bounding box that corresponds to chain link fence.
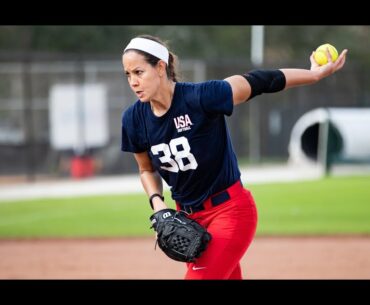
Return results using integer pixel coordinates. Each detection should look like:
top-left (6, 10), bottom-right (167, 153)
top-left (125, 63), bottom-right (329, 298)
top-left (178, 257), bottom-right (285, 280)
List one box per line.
top-left (0, 55), bottom-right (368, 181)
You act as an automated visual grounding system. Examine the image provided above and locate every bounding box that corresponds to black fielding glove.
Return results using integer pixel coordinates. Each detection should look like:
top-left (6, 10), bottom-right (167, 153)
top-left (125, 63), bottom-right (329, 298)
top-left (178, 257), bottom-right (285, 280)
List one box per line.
top-left (150, 208), bottom-right (212, 263)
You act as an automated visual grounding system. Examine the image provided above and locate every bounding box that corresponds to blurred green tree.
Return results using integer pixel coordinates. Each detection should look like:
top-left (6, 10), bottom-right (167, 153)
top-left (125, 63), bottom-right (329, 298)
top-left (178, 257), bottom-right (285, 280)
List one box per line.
top-left (0, 25), bottom-right (368, 66)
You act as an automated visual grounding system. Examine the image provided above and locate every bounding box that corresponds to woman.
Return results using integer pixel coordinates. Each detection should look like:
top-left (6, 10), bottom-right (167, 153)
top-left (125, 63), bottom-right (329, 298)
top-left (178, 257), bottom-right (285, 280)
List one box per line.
top-left (121, 34), bottom-right (347, 279)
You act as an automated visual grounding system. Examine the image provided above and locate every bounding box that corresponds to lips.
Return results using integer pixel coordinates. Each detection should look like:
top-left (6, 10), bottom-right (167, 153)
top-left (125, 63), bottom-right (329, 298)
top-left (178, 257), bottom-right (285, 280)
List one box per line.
top-left (136, 91), bottom-right (144, 98)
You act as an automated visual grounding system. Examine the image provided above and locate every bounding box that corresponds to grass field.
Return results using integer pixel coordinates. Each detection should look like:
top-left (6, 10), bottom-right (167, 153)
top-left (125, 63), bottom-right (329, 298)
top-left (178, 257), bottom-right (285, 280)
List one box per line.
top-left (0, 175), bottom-right (369, 238)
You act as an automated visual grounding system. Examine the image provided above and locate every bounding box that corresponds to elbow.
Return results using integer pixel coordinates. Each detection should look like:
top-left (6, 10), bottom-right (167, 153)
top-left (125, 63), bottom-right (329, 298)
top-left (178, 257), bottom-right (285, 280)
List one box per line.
top-left (233, 93), bottom-right (248, 105)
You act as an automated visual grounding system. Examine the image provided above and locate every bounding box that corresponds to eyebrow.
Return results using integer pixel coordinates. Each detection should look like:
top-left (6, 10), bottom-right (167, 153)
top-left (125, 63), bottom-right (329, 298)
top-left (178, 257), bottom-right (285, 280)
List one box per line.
top-left (125, 66), bottom-right (142, 74)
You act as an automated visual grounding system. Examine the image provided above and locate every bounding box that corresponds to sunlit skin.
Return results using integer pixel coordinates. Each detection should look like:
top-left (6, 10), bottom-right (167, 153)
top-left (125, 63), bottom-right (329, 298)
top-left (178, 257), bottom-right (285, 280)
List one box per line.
top-left (122, 51), bottom-right (175, 117)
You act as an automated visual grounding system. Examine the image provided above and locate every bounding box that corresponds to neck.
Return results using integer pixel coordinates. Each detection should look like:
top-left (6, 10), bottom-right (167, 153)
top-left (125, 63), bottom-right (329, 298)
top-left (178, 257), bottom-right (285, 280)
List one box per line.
top-left (150, 80), bottom-right (175, 117)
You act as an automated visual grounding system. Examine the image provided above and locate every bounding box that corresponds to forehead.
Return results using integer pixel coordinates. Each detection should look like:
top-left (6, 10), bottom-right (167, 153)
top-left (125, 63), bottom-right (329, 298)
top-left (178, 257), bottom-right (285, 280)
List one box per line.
top-left (122, 51), bottom-right (148, 69)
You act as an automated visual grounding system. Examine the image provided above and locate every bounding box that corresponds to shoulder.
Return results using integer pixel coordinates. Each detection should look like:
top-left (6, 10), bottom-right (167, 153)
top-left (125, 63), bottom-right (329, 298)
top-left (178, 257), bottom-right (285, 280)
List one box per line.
top-left (175, 81), bottom-right (198, 95)
top-left (121, 101), bottom-right (149, 153)
top-left (177, 80), bottom-right (231, 99)
top-left (201, 79), bottom-right (232, 90)
top-left (122, 100), bottom-right (145, 124)
top-left (196, 80), bottom-right (232, 100)
top-left (179, 80), bottom-right (230, 90)
top-left (195, 80), bottom-right (232, 97)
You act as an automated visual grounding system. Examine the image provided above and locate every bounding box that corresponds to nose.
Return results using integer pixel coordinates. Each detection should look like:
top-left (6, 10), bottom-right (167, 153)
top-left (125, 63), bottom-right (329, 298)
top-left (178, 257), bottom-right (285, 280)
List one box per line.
top-left (129, 75), bottom-right (139, 87)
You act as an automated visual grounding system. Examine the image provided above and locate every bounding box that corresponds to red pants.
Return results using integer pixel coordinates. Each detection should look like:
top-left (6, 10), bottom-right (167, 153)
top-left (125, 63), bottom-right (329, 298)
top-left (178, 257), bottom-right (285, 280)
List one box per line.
top-left (177, 181), bottom-right (258, 280)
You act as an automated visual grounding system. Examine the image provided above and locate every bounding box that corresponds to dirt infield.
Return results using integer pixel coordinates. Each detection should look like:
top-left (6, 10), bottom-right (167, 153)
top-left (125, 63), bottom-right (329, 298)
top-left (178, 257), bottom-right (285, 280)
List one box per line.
top-left (0, 236), bottom-right (369, 279)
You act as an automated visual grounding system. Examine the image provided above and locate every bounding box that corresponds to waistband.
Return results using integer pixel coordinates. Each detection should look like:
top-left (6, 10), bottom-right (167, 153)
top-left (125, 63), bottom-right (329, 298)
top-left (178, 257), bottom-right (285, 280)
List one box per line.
top-left (176, 180), bottom-right (243, 214)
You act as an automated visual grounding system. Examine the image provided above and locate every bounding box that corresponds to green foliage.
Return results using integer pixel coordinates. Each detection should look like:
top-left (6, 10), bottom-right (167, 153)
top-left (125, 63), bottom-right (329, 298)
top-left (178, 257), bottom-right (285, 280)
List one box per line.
top-left (0, 175), bottom-right (369, 238)
top-left (1, 26), bottom-right (369, 66)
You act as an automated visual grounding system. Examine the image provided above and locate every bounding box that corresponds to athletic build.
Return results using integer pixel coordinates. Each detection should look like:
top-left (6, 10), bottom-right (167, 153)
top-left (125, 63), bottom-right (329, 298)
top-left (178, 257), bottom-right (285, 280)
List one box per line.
top-left (121, 35), bottom-right (347, 279)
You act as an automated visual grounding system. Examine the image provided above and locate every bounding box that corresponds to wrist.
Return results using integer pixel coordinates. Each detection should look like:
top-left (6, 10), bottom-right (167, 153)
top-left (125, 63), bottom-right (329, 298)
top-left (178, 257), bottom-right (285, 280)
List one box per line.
top-left (149, 193), bottom-right (165, 210)
top-left (152, 197), bottom-right (167, 212)
top-left (312, 70), bottom-right (322, 83)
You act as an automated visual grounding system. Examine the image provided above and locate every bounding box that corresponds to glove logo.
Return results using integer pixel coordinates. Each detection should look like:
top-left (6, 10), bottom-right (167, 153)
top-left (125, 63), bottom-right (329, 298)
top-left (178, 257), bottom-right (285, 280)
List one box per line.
top-left (162, 212), bottom-right (172, 219)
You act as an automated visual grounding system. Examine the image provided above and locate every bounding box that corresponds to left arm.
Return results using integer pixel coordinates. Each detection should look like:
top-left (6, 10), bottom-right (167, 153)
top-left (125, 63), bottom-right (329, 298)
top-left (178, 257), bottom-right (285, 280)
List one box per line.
top-left (225, 48), bottom-right (348, 105)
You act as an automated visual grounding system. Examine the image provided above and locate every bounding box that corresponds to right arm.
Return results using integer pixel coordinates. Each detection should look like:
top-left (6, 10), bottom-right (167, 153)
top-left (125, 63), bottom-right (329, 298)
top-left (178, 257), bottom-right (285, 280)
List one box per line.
top-left (134, 151), bottom-right (167, 212)
top-left (225, 48), bottom-right (348, 105)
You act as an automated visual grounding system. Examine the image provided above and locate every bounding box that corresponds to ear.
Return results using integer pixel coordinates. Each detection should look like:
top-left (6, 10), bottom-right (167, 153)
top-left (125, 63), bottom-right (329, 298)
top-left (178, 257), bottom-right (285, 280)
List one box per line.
top-left (157, 60), bottom-right (167, 77)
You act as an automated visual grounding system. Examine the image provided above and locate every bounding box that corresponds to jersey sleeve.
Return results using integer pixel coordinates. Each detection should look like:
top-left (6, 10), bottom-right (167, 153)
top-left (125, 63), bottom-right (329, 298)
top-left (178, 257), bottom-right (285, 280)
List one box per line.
top-left (198, 80), bottom-right (234, 116)
top-left (121, 105), bottom-right (148, 153)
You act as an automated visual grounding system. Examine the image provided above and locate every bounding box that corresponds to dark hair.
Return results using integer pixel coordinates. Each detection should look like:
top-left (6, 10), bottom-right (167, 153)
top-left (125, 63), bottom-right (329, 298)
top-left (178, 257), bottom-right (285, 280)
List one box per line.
top-left (124, 34), bottom-right (179, 82)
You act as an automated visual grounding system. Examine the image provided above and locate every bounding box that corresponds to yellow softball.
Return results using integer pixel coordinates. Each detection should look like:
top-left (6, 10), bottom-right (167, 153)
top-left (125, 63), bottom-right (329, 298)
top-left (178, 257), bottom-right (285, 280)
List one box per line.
top-left (314, 43), bottom-right (339, 66)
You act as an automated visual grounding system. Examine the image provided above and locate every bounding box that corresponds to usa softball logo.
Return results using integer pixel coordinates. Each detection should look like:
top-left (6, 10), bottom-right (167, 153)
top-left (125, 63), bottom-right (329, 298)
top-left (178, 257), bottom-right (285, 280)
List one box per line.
top-left (174, 114), bottom-right (193, 133)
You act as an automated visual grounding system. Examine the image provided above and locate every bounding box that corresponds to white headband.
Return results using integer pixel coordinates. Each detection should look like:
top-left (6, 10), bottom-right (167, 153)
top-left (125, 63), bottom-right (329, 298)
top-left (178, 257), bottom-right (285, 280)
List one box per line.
top-left (124, 37), bottom-right (169, 64)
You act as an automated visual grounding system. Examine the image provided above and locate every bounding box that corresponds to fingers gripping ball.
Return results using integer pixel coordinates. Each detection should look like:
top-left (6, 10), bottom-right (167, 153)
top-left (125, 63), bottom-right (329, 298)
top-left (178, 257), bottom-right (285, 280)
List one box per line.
top-left (150, 208), bottom-right (212, 263)
top-left (314, 43), bottom-right (339, 66)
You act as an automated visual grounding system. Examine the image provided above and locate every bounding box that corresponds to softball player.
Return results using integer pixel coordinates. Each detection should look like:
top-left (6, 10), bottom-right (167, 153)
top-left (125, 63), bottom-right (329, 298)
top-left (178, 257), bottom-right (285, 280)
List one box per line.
top-left (121, 34), bottom-right (347, 279)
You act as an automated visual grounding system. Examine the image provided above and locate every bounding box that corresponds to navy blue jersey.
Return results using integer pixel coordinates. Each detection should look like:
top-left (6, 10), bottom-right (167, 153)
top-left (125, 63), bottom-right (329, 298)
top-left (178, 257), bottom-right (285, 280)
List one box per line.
top-left (121, 80), bottom-right (241, 207)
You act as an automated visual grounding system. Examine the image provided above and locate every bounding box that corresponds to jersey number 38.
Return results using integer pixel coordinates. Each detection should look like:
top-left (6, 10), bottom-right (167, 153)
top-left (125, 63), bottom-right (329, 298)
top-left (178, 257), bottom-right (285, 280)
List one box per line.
top-left (151, 136), bottom-right (198, 173)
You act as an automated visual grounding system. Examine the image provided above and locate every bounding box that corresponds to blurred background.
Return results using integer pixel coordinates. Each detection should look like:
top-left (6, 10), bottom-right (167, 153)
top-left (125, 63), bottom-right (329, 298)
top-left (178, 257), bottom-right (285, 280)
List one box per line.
top-left (0, 25), bottom-right (369, 182)
top-left (1, 25), bottom-right (370, 279)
